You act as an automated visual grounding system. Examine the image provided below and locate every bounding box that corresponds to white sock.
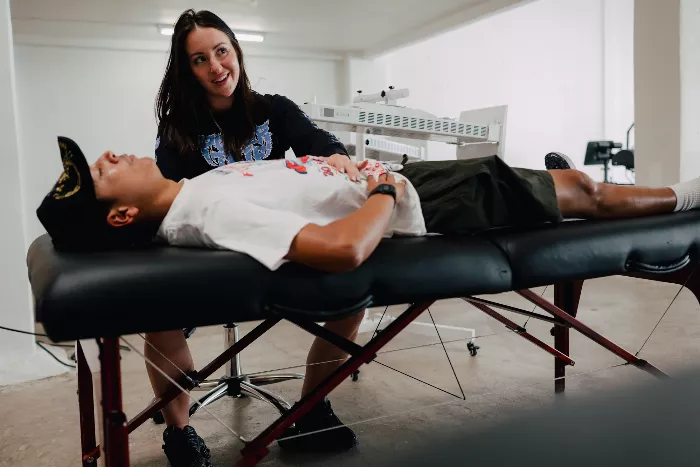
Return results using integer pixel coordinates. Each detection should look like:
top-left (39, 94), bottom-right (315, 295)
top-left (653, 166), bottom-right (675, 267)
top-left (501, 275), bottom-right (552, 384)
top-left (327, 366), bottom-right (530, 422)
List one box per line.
top-left (669, 178), bottom-right (700, 211)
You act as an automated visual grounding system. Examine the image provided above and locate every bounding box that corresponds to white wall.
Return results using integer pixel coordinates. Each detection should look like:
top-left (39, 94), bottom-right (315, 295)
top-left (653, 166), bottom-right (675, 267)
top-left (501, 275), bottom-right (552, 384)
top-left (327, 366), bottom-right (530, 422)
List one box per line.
top-left (14, 44), bottom-right (342, 245)
top-left (603, 0), bottom-right (635, 147)
top-left (378, 0), bottom-right (606, 171)
top-left (0, 0), bottom-right (33, 356)
top-left (377, 0), bottom-right (636, 182)
top-left (248, 54), bottom-right (342, 108)
top-left (634, 0), bottom-right (700, 186)
top-left (680, 0), bottom-right (700, 181)
top-left (602, 0), bottom-right (635, 184)
top-left (634, 0), bottom-right (682, 187)
top-left (1, 0), bottom-right (73, 387)
top-left (340, 56), bottom-right (388, 105)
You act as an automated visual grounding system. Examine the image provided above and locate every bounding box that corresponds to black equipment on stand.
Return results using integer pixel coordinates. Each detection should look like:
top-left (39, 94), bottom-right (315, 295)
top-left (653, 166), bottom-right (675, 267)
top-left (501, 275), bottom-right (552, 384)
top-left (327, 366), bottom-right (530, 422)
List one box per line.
top-left (584, 124), bottom-right (635, 185)
top-left (584, 141), bottom-right (622, 183)
top-left (612, 122), bottom-right (635, 173)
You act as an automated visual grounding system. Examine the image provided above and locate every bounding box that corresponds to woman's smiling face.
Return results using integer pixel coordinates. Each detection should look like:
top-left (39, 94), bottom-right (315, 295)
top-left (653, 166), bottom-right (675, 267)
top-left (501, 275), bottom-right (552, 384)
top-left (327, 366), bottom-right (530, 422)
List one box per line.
top-left (186, 27), bottom-right (241, 108)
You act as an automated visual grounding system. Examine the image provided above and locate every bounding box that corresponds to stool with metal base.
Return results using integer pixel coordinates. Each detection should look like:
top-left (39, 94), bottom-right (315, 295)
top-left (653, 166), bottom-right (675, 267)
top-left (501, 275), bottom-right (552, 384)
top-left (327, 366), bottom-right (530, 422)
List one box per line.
top-left (152, 324), bottom-right (304, 424)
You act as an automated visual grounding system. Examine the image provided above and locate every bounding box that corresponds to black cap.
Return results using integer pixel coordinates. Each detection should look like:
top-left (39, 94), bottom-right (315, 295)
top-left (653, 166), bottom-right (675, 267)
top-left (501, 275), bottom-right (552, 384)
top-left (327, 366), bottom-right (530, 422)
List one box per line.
top-left (36, 137), bottom-right (111, 251)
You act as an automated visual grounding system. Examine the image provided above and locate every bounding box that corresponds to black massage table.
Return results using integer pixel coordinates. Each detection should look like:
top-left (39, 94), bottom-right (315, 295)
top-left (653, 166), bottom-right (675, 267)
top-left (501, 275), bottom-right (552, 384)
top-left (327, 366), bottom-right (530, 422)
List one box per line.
top-left (26, 211), bottom-right (700, 467)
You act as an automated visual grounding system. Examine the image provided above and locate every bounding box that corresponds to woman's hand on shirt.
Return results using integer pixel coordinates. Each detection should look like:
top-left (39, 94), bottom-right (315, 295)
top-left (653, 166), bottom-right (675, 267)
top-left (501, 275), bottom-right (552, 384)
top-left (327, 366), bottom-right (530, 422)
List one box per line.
top-left (326, 153), bottom-right (362, 182)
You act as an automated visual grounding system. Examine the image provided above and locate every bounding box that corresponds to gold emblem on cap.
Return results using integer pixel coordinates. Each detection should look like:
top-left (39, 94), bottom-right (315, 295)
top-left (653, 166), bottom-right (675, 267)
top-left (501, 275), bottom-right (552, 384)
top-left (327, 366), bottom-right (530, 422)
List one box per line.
top-left (52, 141), bottom-right (81, 199)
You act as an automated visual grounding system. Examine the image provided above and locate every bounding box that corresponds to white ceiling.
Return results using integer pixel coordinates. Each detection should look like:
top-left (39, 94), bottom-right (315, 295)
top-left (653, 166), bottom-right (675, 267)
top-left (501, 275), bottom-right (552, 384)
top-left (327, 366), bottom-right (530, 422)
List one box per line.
top-left (10, 0), bottom-right (528, 57)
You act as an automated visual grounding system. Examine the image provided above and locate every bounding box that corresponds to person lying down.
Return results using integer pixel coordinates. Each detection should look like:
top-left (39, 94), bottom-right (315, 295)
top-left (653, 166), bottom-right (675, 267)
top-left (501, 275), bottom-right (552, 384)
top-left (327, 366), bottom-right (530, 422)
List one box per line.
top-left (39, 136), bottom-right (698, 272)
top-left (36, 136), bottom-right (700, 462)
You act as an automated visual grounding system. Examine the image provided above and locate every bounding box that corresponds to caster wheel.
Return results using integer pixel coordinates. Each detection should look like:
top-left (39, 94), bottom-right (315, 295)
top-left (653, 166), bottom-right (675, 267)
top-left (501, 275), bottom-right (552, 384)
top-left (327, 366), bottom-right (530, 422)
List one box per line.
top-left (550, 327), bottom-right (556, 337)
top-left (152, 410), bottom-right (165, 425)
top-left (351, 370), bottom-right (360, 382)
top-left (467, 342), bottom-right (480, 357)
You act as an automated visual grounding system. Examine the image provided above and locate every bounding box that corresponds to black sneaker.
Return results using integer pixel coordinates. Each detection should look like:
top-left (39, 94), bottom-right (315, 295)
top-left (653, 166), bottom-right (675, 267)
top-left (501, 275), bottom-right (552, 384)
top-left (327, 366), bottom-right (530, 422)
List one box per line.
top-left (545, 152), bottom-right (576, 170)
top-left (277, 399), bottom-right (357, 453)
top-left (162, 425), bottom-right (213, 467)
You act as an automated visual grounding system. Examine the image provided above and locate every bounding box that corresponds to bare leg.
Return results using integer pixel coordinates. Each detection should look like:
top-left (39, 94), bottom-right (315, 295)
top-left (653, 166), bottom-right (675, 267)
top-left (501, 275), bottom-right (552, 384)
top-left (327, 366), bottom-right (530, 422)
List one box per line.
top-left (144, 330), bottom-right (194, 429)
top-left (550, 170), bottom-right (678, 219)
top-left (301, 310), bottom-right (366, 397)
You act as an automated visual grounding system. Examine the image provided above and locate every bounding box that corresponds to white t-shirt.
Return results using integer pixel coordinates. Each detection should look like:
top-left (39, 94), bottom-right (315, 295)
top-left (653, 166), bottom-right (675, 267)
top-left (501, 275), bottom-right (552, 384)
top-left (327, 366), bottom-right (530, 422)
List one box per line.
top-left (156, 156), bottom-right (426, 270)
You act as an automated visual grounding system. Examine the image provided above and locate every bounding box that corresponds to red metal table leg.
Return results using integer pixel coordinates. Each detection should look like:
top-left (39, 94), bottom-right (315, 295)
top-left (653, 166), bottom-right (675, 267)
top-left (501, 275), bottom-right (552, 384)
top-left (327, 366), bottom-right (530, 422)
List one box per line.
top-left (77, 342), bottom-right (99, 466)
top-left (100, 337), bottom-right (129, 467)
top-left (519, 287), bottom-right (668, 381)
top-left (552, 281), bottom-right (582, 393)
top-left (463, 298), bottom-right (575, 367)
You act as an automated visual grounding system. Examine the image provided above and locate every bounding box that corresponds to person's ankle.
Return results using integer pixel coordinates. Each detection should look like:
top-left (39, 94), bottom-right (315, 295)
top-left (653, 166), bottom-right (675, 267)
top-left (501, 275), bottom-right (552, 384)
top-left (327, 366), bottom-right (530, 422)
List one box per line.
top-left (164, 424), bottom-right (191, 432)
top-left (669, 179), bottom-right (700, 212)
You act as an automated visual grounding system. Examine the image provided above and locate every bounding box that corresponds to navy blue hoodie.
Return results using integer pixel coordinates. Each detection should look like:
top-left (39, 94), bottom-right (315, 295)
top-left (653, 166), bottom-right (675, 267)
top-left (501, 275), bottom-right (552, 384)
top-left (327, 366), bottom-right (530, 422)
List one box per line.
top-left (155, 92), bottom-right (348, 181)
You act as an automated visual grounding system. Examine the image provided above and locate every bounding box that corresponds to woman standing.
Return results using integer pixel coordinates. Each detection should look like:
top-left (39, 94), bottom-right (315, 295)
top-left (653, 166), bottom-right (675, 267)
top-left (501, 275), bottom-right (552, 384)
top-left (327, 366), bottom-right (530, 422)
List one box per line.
top-left (150, 9), bottom-right (362, 467)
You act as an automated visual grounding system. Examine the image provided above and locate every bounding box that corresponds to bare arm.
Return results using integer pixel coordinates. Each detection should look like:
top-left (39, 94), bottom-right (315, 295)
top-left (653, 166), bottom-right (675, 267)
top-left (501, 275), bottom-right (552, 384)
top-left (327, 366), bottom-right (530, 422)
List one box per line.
top-left (284, 173), bottom-right (406, 273)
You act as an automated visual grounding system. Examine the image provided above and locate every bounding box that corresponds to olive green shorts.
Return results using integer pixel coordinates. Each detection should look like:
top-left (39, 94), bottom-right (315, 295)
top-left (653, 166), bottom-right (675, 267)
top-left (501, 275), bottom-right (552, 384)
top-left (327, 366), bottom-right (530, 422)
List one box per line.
top-left (398, 156), bottom-right (562, 235)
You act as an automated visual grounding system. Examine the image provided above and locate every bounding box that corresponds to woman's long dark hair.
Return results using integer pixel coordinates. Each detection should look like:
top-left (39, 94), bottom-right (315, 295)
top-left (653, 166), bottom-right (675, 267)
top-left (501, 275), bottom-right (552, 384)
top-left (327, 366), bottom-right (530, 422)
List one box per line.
top-left (155, 9), bottom-right (255, 161)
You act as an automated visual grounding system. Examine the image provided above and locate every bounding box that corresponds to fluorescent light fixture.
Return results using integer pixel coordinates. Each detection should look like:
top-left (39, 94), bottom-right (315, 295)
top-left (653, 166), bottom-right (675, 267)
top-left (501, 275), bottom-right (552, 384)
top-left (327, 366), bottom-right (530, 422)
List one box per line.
top-left (235, 32), bottom-right (264, 42)
top-left (158, 25), bottom-right (263, 42)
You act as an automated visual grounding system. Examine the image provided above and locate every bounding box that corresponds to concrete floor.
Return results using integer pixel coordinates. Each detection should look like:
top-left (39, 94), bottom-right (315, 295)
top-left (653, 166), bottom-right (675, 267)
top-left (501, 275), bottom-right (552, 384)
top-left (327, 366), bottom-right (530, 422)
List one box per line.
top-left (3, 276), bottom-right (700, 467)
